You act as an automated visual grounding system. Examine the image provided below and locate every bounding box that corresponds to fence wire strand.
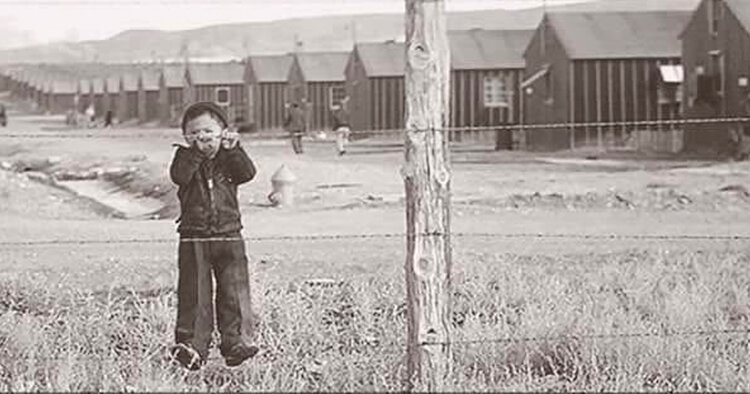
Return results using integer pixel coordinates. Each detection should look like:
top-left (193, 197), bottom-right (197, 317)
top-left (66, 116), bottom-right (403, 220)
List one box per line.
top-left (0, 116), bottom-right (748, 140)
top-left (422, 327), bottom-right (750, 347)
top-left (1, 231), bottom-right (749, 247)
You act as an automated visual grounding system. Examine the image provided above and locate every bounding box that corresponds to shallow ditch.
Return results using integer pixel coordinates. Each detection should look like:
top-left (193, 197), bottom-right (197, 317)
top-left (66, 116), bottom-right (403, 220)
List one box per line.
top-left (56, 179), bottom-right (164, 219)
top-left (2, 156), bottom-right (167, 219)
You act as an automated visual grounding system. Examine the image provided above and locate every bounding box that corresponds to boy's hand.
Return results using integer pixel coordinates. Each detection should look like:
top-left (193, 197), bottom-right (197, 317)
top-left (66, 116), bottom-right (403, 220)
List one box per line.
top-left (184, 133), bottom-right (197, 147)
top-left (221, 129), bottom-right (240, 150)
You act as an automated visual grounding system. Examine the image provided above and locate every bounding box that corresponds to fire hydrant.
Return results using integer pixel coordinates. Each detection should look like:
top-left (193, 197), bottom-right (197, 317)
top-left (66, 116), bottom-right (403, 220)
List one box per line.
top-left (268, 165), bottom-right (297, 207)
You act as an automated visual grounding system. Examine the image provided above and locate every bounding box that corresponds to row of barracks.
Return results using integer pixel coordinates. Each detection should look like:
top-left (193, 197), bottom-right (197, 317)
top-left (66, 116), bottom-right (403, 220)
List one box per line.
top-left (520, 0), bottom-right (750, 152)
top-left (0, 27), bottom-right (531, 147)
top-left (0, 0), bottom-right (746, 153)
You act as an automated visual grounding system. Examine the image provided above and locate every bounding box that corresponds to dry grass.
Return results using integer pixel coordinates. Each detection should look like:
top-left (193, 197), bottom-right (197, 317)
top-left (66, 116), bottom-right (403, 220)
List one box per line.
top-left (2, 112), bottom-right (750, 391)
top-left (1, 248), bottom-right (749, 392)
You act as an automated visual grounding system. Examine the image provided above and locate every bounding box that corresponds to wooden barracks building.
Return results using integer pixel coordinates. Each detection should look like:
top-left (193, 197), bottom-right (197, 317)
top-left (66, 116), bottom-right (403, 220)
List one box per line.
top-left (345, 40), bottom-right (406, 132)
top-left (681, 0), bottom-right (750, 154)
top-left (184, 62), bottom-right (246, 124)
top-left (522, 11), bottom-right (691, 151)
top-left (287, 51), bottom-right (349, 132)
top-left (345, 29), bottom-right (532, 145)
top-left (244, 54), bottom-right (294, 131)
top-left (450, 29), bottom-right (533, 147)
top-left (158, 64), bottom-right (185, 127)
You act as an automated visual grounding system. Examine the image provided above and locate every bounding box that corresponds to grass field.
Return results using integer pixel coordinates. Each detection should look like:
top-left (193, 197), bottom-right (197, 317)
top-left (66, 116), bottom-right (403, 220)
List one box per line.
top-left (1, 96), bottom-right (750, 391)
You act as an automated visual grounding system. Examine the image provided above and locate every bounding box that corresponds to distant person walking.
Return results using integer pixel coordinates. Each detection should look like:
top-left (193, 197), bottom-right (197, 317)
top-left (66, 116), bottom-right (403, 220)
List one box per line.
top-left (284, 102), bottom-right (306, 154)
top-left (331, 96), bottom-right (351, 156)
top-left (85, 104), bottom-right (95, 128)
top-left (104, 109), bottom-right (113, 129)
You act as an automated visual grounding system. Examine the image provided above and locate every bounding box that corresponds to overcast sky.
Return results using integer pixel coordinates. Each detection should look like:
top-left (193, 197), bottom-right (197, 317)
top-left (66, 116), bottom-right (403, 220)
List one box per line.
top-left (0, 0), bottom-right (588, 45)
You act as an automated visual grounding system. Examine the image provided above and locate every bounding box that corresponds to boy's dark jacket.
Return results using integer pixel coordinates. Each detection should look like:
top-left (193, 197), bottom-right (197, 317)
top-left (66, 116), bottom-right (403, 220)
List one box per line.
top-left (170, 144), bottom-right (256, 236)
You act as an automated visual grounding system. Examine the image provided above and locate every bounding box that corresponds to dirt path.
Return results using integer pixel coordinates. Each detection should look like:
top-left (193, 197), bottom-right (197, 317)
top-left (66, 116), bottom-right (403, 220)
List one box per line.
top-left (0, 94), bottom-right (750, 242)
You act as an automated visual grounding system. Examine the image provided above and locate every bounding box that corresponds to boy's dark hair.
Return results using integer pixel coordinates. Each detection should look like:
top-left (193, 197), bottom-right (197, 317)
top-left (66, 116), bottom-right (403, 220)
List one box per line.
top-left (181, 101), bottom-right (229, 132)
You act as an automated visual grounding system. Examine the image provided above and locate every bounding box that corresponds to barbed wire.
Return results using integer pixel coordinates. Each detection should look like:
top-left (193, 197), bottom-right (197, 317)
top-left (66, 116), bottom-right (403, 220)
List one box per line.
top-left (421, 327), bottom-right (750, 347)
top-left (0, 116), bottom-right (748, 140)
top-left (1, 231), bottom-right (749, 247)
top-left (11, 326), bottom-right (749, 365)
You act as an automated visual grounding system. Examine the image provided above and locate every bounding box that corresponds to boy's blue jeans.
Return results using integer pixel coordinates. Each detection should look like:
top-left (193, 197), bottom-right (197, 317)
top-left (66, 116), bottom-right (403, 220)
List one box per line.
top-left (175, 232), bottom-right (257, 360)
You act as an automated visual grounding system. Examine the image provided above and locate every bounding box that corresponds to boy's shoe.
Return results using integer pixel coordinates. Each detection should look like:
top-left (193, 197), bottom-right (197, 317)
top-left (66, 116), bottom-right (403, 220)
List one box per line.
top-left (170, 343), bottom-right (204, 371)
top-left (224, 343), bottom-right (260, 367)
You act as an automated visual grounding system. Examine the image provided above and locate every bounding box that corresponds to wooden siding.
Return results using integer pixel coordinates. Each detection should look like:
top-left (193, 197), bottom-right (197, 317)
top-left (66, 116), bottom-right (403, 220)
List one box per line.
top-left (345, 49), bottom-right (373, 132)
top-left (147, 90), bottom-right (159, 122)
top-left (117, 89), bottom-right (127, 121)
top-left (119, 90), bottom-right (139, 121)
top-left (287, 59), bottom-right (345, 131)
top-left (158, 81), bottom-right (168, 126)
top-left (369, 77), bottom-right (404, 131)
top-left (346, 47), bottom-right (523, 143)
top-left (192, 84), bottom-right (246, 125)
top-left (681, 0), bottom-right (750, 153)
top-left (252, 82), bottom-right (287, 130)
top-left (42, 92), bottom-right (50, 112)
top-left (159, 85), bottom-right (183, 126)
top-left (525, 16), bottom-right (684, 152)
top-left (137, 88), bottom-right (160, 124)
top-left (127, 92), bottom-right (138, 120)
top-left (103, 90), bottom-right (116, 116)
top-left (566, 58), bottom-right (681, 150)
top-left (722, 9), bottom-right (750, 117)
top-left (681, 0), bottom-right (715, 152)
top-left (78, 90), bottom-right (90, 113)
top-left (93, 93), bottom-right (105, 118)
top-left (450, 69), bottom-right (523, 144)
top-left (306, 81), bottom-right (344, 131)
top-left (523, 18), bottom-right (572, 151)
top-left (286, 61), bottom-right (307, 105)
top-left (49, 93), bottom-right (75, 114)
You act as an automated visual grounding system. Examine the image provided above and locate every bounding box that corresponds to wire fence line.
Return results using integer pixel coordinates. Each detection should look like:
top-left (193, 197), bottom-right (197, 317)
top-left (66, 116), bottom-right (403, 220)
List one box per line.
top-left (12, 326), bottom-right (750, 364)
top-left (0, 116), bottom-right (748, 140)
top-left (420, 327), bottom-right (750, 347)
top-left (1, 232), bottom-right (749, 247)
top-left (204, 326), bottom-right (750, 354)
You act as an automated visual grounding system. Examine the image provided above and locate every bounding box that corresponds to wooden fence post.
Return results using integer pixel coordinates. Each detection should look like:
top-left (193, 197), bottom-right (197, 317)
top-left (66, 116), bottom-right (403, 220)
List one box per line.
top-left (403, 0), bottom-right (452, 390)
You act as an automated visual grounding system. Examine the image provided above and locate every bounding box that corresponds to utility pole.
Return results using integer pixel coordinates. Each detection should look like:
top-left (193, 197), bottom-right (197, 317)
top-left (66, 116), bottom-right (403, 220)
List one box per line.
top-left (403, 0), bottom-right (452, 391)
top-left (243, 36), bottom-right (254, 127)
top-left (541, 0), bottom-right (547, 56)
top-left (242, 36), bottom-right (250, 57)
top-left (180, 39), bottom-right (193, 107)
top-left (293, 33), bottom-right (303, 53)
top-left (180, 39), bottom-right (190, 65)
top-left (350, 19), bottom-right (358, 47)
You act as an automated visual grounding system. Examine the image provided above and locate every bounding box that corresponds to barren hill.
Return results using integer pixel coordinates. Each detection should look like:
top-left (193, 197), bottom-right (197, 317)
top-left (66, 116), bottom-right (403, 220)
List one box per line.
top-left (0, 0), bottom-right (699, 64)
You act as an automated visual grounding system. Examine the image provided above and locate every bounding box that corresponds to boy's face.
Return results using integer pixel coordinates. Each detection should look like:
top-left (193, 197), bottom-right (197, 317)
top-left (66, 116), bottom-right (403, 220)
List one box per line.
top-left (184, 113), bottom-right (224, 156)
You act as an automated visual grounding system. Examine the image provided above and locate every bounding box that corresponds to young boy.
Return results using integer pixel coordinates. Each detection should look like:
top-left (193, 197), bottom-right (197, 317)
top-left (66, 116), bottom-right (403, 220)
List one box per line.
top-left (169, 101), bottom-right (259, 370)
